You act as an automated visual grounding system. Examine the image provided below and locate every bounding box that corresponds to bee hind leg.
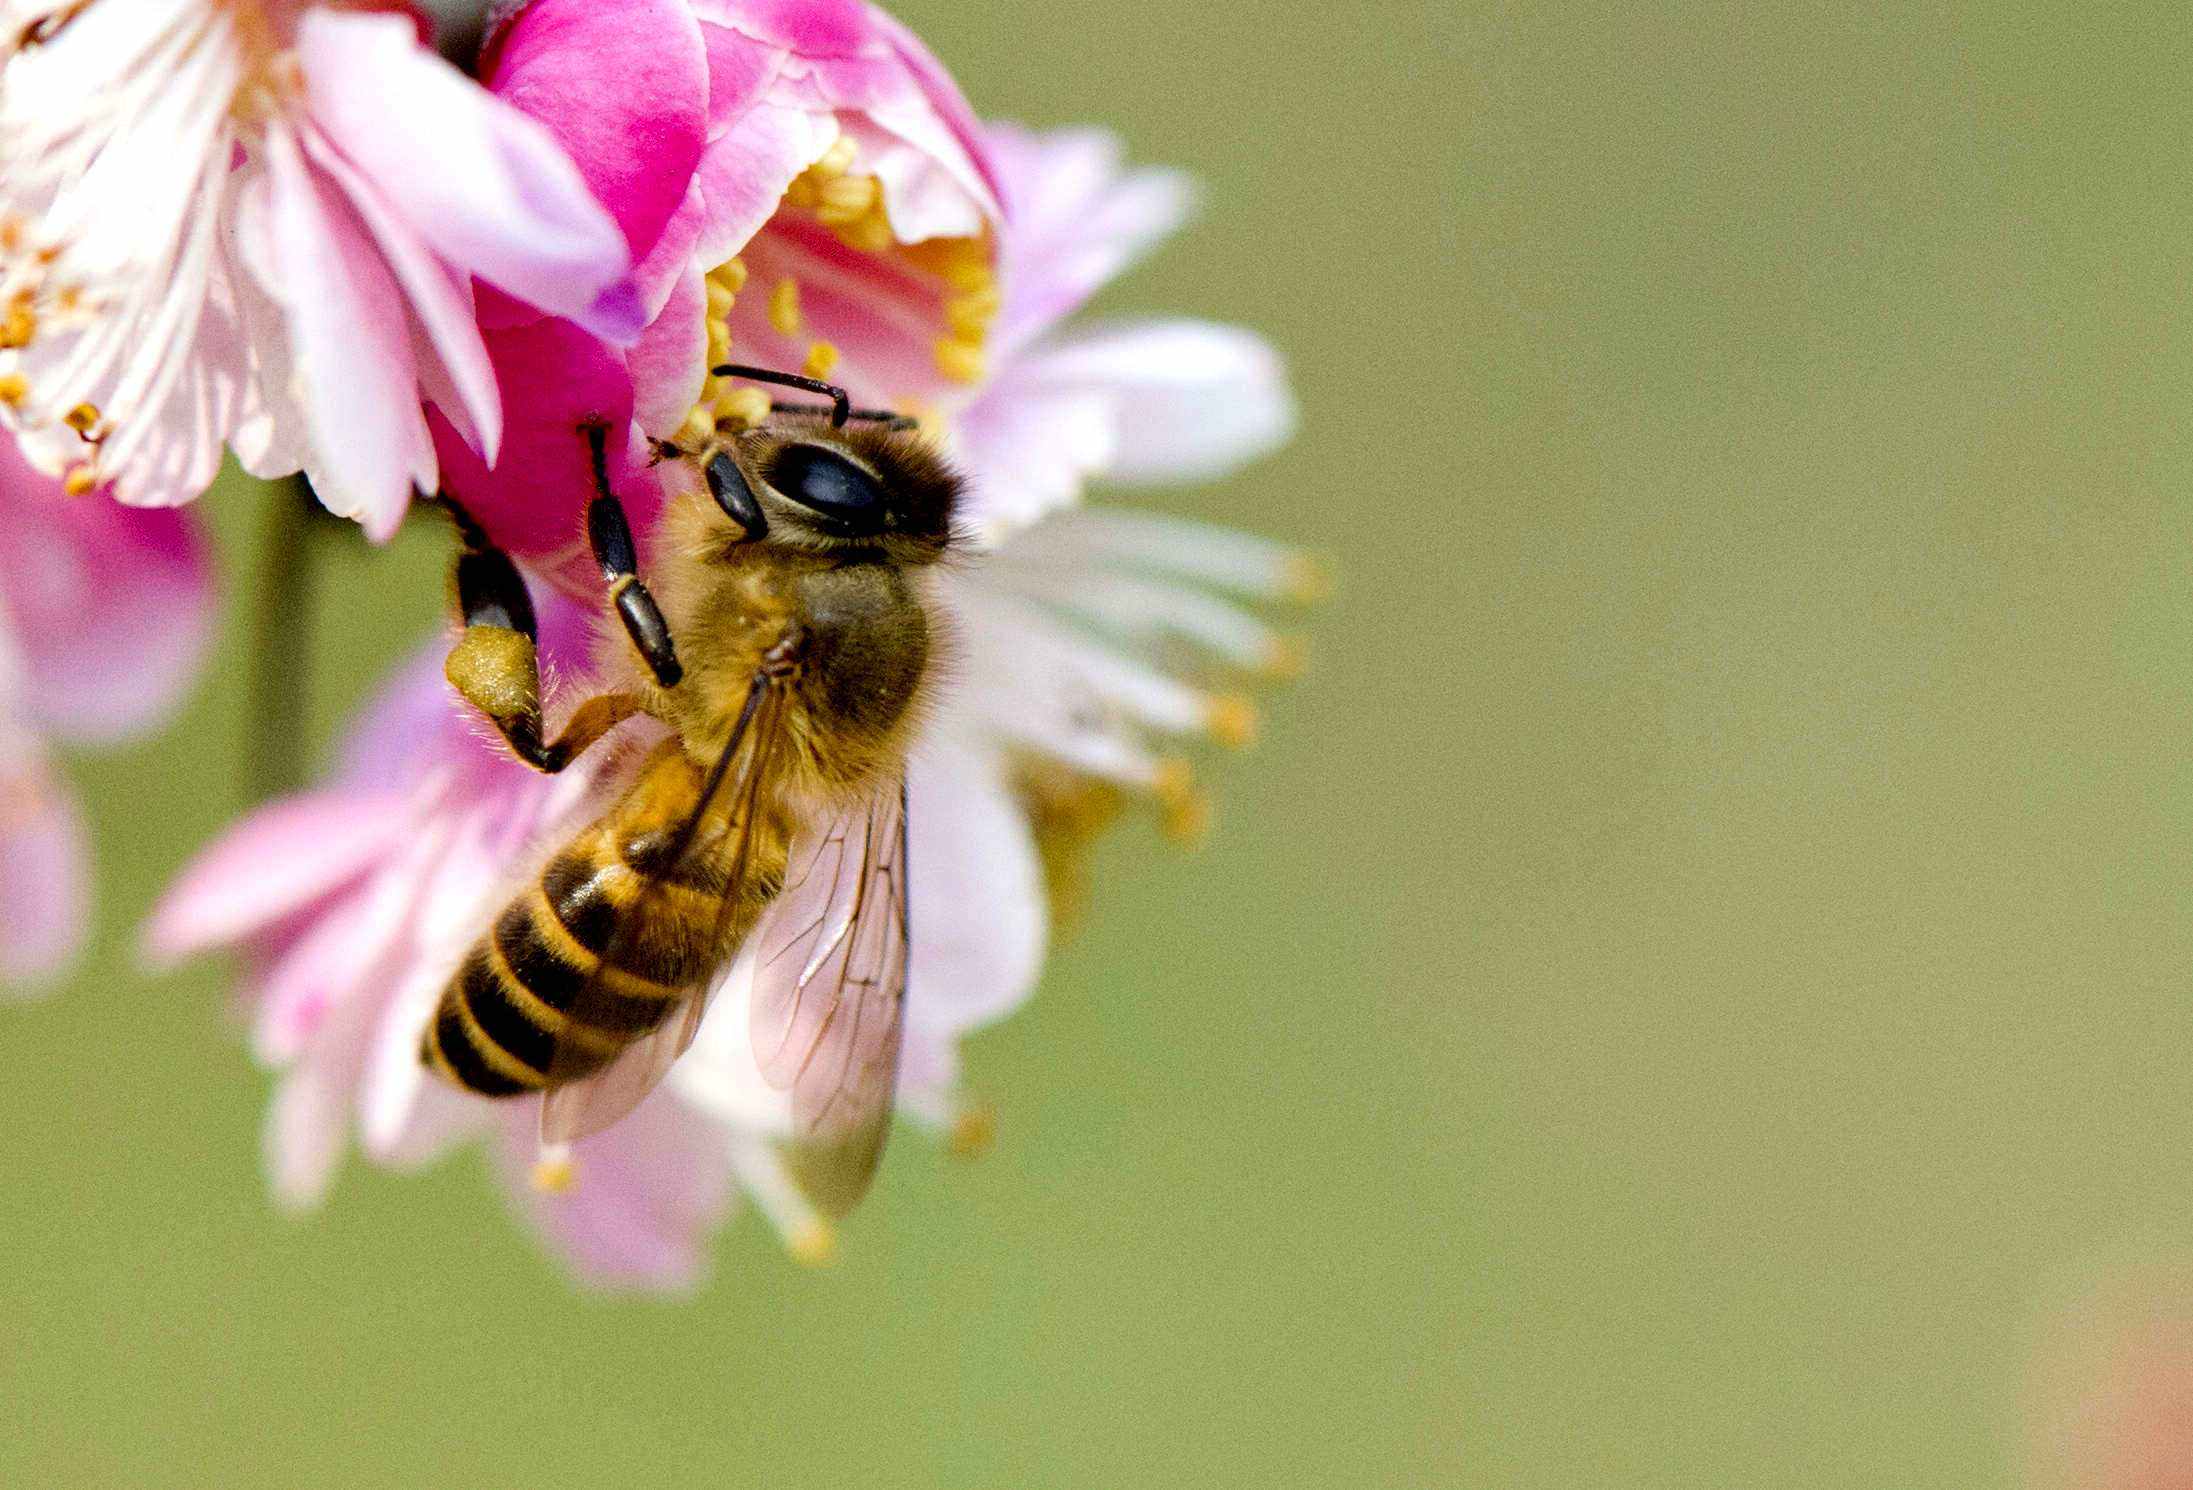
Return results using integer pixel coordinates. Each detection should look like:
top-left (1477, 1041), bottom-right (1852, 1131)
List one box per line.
top-left (439, 496), bottom-right (645, 773)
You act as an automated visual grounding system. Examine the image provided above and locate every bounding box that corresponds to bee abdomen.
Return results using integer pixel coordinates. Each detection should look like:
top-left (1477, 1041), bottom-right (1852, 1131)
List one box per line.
top-left (421, 831), bottom-right (719, 1101)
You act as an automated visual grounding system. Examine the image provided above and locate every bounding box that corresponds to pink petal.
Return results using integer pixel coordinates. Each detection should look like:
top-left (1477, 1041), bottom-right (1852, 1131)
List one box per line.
top-left (297, 123), bottom-right (505, 467)
top-left (300, 9), bottom-right (643, 344)
top-left (244, 128), bottom-right (435, 540)
top-left (686, 96), bottom-right (837, 272)
top-left (906, 732), bottom-right (1045, 1034)
top-left (0, 756), bottom-right (86, 991)
top-left (479, 0), bottom-right (708, 330)
top-left (950, 378), bottom-right (1116, 539)
top-left (627, 263), bottom-right (708, 439)
top-left (143, 792), bottom-right (413, 963)
top-left (0, 462), bottom-right (212, 745)
top-left (1020, 319), bottom-right (1297, 486)
top-left (986, 123), bottom-right (1194, 358)
top-left (429, 317), bottom-right (656, 574)
top-left (496, 1095), bottom-right (734, 1292)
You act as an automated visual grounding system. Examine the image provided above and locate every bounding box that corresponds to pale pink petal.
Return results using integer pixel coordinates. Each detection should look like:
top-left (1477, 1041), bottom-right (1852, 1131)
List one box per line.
top-left (496, 1095), bottom-right (735, 1291)
top-left (296, 123), bottom-right (503, 465)
top-left (1022, 319), bottom-right (1296, 486)
top-left (0, 757), bottom-right (86, 991)
top-left (142, 792), bottom-right (413, 963)
top-left (0, 470), bottom-right (212, 745)
top-left (987, 123), bottom-right (1193, 357)
top-left (855, 5), bottom-right (1004, 216)
top-left (246, 129), bottom-right (435, 540)
top-left (906, 731), bottom-right (1045, 1034)
top-left (950, 379), bottom-right (1115, 539)
top-left (301, 9), bottom-right (643, 344)
top-left (264, 979), bottom-right (380, 1211)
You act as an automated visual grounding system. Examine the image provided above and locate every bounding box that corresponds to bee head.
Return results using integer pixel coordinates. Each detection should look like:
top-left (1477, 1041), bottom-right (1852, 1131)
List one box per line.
top-left (705, 423), bottom-right (959, 563)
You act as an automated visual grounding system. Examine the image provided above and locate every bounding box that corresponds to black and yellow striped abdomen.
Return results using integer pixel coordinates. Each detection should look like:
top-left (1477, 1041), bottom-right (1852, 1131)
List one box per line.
top-left (422, 739), bottom-right (786, 1100)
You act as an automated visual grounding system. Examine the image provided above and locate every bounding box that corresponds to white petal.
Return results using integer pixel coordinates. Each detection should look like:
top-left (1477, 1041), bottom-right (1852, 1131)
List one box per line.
top-left (1025, 319), bottom-right (1296, 485)
top-left (906, 731), bottom-right (1046, 1034)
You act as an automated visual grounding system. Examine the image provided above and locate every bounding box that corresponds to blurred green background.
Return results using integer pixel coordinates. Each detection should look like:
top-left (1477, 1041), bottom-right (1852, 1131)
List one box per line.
top-left (11, 0), bottom-right (2193, 1485)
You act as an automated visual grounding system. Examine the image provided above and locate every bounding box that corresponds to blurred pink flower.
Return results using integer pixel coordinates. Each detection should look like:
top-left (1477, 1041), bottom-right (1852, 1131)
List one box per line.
top-left (0, 439), bottom-right (211, 991)
top-left (2031, 1266), bottom-right (2193, 1490)
top-left (0, 0), bottom-right (638, 535)
top-left (151, 121), bottom-right (1303, 1288)
top-left (430, 0), bottom-right (1004, 581)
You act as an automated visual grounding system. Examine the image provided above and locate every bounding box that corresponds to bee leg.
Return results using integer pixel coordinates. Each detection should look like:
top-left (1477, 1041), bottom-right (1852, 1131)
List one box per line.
top-left (582, 421), bottom-right (684, 689)
top-left (439, 498), bottom-right (645, 773)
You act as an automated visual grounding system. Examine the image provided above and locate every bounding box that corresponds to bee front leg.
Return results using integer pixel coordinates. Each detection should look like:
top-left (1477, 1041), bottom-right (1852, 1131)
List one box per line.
top-left (582, 421), bottom-right (683, 688)
top-left (440, 498), bottom-right (645, 774)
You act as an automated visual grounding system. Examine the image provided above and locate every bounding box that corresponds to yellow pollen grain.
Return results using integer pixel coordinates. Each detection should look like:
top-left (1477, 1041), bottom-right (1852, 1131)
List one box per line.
top-left (62, 401), bottom-right (99, 435)
top-left (1205, 693), bottom-right (1259, 749)
top-left (710, 257), bottom-right (749, 296)
top-left (61, 463), bottom-right (97, 496)
top-left (802, 340), bottom-right (839, 379)
top-left (933, 335), bottom-right (985, 385)
top-left (948, 1101), bottom-right (998, 1159)
top-left (768, 277), bottom-right (802, 337)
top-left (0, 372), bottom-right (26, 407)
top-left (788, 1219), bottom-right (839, 1267)
top-left (1282, 553), bottom-right (1336, 604)
top-left (530, 1154), bottom-right (577, 1193)
top-left (714, 385), bottom-right (771, 429)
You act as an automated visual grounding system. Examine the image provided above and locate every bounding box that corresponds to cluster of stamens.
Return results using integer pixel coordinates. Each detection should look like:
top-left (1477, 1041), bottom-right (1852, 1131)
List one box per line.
top-left (0, 217), bottom-right (111, 495)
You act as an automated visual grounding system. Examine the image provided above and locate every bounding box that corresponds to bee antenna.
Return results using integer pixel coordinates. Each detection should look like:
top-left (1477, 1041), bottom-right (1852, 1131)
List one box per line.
top-left (711, 363), bottom-right (851, 427)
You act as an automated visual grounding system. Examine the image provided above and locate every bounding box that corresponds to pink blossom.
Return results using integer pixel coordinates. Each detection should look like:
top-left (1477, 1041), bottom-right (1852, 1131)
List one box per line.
top-left (153, 119), bottom-right (1304, 1287)
top-left (431, 0), bottom-right (1004, 586)
top-left (0, 439), bottom-right (211, 990)
top-left (2031, 1266), bottom-right (2193, 1490)
top-left (0, 0), bottom-right (639, 536)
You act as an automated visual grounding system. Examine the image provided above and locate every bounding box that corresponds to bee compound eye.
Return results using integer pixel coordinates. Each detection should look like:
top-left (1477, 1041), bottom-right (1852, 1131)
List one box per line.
top-left (767, 444), bottom-right (886, 532)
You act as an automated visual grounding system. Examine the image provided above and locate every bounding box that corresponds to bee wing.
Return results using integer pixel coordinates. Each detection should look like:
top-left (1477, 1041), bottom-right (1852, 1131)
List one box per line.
top-left (539, 674), bottom-right (791, 1146)
top-left (748, 778), bottom-right (910, 1216)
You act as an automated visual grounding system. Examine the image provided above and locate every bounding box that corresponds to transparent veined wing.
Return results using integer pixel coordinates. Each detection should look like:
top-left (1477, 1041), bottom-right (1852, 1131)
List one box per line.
top-left (747, 779), bottom-right (909, 1216)
top-left (538, 674), bottom-right (791, 1146)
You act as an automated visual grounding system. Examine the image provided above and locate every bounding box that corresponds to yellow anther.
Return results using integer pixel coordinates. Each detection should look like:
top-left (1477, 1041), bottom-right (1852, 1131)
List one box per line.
top-left (714, 385), bottom-right (771, 428)
top-left (706, 318), bottom-right (732, 363)
top-left (802, 340), bottom-right (840, 379)
top-left (945, 292), bottom-right (999, 341)
top-left (933, 336), bottom-right (985, 385)
top-left (705, 278), bottom-right (736, 320)
top-left (709, 257), bottom-right (748, 295)
top-left (1153, 758), bottom-right (1210, 847)
top-left (1205, 693), bottom-right (1259, 749)
top-left (675, 406), bottom-right (716, 451)
top-left (61, 463), bottom-right (97, 496)
top-left (814, 173), bottom-right (879, 225)
top-left (813, 133), bottom-right (857, 179)
top-left (62, 401), bottom-right (99, 435)
top-left (781, 173), bottom-right (820, 210)
top-left (0, 304), bottom-right (33, 349)
top-left (530, 1153), bottom-right (576, 1193)
top-left (948, 1100), bottom-right (998, 1159)
top-left (788, 1219), bottom-right (839, 1267)
top-left (1260, 635), bottom-right (1308, 681)
top-left (768, 277), bottom-right (802, 337)
top-left (832, 207), bottom-right (895, 254)
top-left (0, 372), bottom-right (26, 407)
top-left (1282, 553), bottom-right (1336, 604)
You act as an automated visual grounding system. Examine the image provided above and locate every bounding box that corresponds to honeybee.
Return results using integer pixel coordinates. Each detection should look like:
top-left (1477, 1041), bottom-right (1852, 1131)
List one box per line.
top-left (420, 366), bottom-right (959, 1215)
